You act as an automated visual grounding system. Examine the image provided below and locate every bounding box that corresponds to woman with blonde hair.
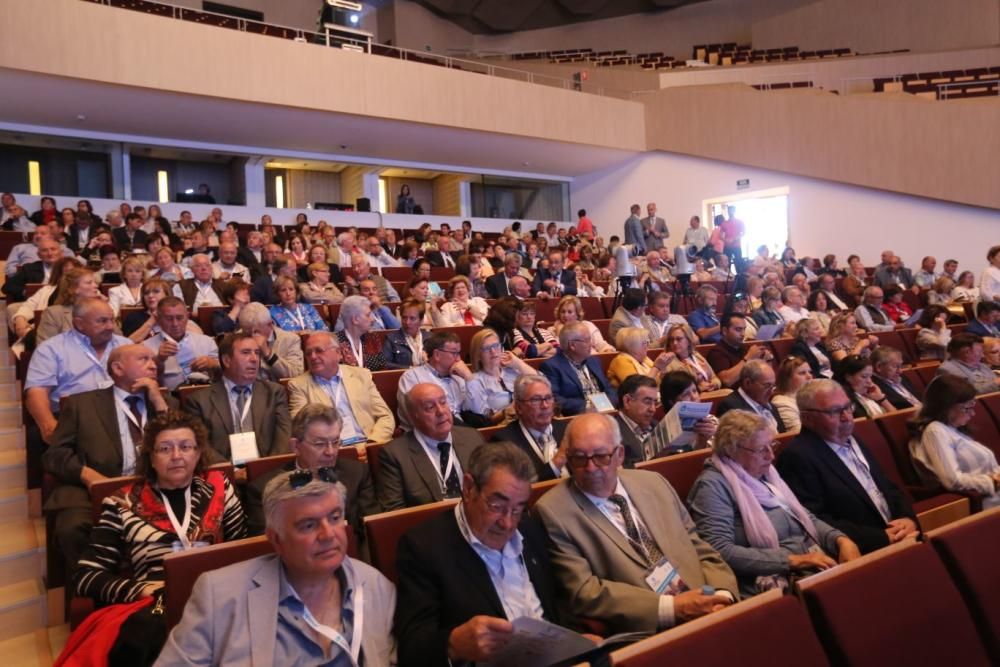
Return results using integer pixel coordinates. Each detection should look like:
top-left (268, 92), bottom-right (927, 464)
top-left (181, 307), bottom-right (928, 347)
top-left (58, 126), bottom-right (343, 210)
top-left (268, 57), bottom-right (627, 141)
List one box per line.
top-left (825, 311), bottom-right (878, 363)
top-left (108, 256), bottom-right (146, 317)
top-left (299, 261), bottom-right (345, 304)
top-left (36, 267), bottom-right (106, 344)
top-left (661, 324), bottom-right (722, 392)
top-left (462, 329), bottom-right (537, 426)
top-left (771, 356), bottom-right (813, 434)
top-left (547, 295), bottom-right (614, 353)
top-left (606, 326), bottom-right (674, 389)
top-left (927, 275), bottom-right (956, 306)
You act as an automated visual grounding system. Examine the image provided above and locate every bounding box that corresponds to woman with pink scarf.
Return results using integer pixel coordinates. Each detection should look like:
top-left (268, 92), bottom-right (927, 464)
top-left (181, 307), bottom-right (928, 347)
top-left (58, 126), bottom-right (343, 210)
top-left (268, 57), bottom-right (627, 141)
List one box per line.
top-left (687, 411), bottom-right (861, 597)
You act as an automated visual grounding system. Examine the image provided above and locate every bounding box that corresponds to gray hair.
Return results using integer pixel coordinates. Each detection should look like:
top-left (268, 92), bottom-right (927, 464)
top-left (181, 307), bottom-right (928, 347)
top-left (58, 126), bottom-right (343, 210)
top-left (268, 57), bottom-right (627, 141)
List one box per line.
top-left (739, 359), bottom-right (772, 384)
top-left (340, 295), bottom-right (370, 323)
top-left (695, 284), bottom-right (718, 305)
top-left (713, 410), bottom-right (772, 458)
top-left (238, 302), bottom-right (272, 329)
top-left (263, 471), bottom-right (347, 536)
top-left (863, 286), bottom-right (883, 299)
top-left (796, 378), bottom-right (845, 411)
top-left (467, 441), bottom-right (537, 488)
top-left (72, 296), bottom-right (110, 319)
top-left (513, 374), bottom-right (551, 401)
top-left (781, 286), bottom-right (801, 303)
top-left (504, 252), bottom-right (523, 267)
top-left (291, 403), bottom-right (343, 441)
top-left (190, 253), bottom-right (212, 267)
top-left (871, 345), bottom-right (903, 368)
top-left (337, 231), bottom-right (353, 246)
top-left (557, 321), bottom-right (588, 348)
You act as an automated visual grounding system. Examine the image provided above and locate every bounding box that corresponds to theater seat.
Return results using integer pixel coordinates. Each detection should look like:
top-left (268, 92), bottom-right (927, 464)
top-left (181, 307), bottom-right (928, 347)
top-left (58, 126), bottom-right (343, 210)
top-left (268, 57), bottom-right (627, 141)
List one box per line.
top-left (364, 499), bottom-right (457, 584)
top-left (797, 541), bottom-right (992, 667)
top-left (635, 449), bottom-right (710, 500)
top-left (927, 508), bottom-right (1000, 663)
top-left (610, 589), bottom-right (829, 667)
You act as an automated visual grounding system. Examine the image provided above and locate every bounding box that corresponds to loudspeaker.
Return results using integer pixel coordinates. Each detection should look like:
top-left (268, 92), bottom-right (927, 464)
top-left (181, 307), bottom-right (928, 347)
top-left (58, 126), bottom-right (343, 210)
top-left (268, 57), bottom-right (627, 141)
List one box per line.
top-left (356, 197), bottom-right (371, 212)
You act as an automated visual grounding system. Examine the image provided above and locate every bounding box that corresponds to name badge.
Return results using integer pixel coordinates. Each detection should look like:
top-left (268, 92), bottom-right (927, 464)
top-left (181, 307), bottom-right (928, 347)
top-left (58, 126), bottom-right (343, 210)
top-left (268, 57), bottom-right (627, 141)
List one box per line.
top-left (645, 557), bottom-right (683, 595)
top-left (172, 540), bottom-right (210, 552)
top-left (230, 432), bottom-right (260, 465)
top-left (589, 392), bottom-right (615, 413)
top-left (341, 435), bottom-right (367, 446)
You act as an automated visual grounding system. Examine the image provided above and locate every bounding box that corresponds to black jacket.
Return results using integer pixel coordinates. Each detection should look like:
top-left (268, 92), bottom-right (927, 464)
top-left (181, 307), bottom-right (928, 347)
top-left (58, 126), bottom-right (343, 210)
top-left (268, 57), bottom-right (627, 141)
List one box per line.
top-left (380, 329), bottom-right (429, 370)
top-left (2, 260), bottom-right (48, 301)
top-left (490, 419), bottom-right (568, 481)
top-left (873, 375), bottom-right (923, 411)
top-left (716, 390), bottom-right (789, 433)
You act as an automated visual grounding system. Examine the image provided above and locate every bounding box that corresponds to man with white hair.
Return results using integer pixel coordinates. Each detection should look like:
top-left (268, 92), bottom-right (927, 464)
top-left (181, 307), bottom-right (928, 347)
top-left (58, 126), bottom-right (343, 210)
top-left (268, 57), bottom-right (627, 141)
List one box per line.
top-left (490, 374), bottom-right (568, 481)
top-left (213, 241), bottom-right (250, 283)
top-left (328, 231), bottom-right (356, 270)
top-left (157, 470), bottom-right (396, 665)
top-left (238, 302), bottom-right (304, 381)
top-left (854, 286), bottom-right (896, 333)
top-left (173, 253), bottom-right (225, 313)
top-left (365, 235), bottom-right (399, 268)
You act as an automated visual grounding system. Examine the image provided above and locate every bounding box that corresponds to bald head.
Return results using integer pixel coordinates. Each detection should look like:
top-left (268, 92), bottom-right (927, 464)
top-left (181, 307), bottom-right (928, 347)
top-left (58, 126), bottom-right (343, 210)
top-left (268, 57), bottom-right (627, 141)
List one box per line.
top-left (108, 344), bottom-right (159, 387)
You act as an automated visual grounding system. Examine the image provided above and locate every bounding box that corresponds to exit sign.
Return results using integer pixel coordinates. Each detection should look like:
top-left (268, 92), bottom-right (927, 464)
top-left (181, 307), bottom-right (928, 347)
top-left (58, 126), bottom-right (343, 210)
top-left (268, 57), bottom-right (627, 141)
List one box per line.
top-left (737, 179), bottom-right (750, 190)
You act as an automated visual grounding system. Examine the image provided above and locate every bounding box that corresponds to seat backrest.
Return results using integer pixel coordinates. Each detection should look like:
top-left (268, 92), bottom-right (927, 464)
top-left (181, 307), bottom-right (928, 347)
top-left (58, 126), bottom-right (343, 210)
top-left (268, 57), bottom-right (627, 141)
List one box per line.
top-left (871, 409), bottom-right (921, 487)
top-left (611, 590), bottom-right (829, 667)
top-left (162, 535), bottom-right (274, 630)
top-left (900, 367), bottom-right (927, 394)
top-left (969, 397), bottom-right (1000, 458)
top-left (797, 542), bottom-right (992, 667)
top-left (196, 305), bottom-right (227, 336)
top-left (364, 499), bottom-right (457, 584)
top-left (365, 442), bottom-right (385, 486)
top-left (927, 508), bottom-right (1000, 663)
top-left (430, 325), bottom-right (481, 362)
top-left (90, 476), bottom-right (141, 521)
top-left (244, 453), bottom-right (296, 483)
top-left (528, 478), bottom-right (561, 508)
top-left (371, 370), bottom-right (405, 420)
top-left (636, 449), bottom-right (711, 500)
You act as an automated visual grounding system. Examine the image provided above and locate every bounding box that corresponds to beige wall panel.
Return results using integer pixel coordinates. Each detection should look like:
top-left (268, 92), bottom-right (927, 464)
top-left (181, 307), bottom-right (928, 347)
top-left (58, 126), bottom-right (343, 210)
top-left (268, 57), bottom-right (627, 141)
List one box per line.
top-left (432, 174), bottom-right (465, 217)
top-left (339, 166), bottom-right (369, 206)
top-left (285, 170), bottom-right (342, 210)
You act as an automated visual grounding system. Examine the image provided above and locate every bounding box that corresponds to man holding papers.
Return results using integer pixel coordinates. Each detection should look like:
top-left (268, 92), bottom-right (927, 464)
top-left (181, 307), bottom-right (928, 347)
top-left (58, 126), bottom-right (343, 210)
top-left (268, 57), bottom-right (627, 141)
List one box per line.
top-left (395, 442), bottom-right (570, 666)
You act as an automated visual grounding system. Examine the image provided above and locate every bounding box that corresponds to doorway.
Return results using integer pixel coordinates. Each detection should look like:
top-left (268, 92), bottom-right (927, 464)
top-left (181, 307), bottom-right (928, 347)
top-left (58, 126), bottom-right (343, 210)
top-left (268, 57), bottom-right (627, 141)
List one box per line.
top-left (705, 187), bottom-right (789, 261)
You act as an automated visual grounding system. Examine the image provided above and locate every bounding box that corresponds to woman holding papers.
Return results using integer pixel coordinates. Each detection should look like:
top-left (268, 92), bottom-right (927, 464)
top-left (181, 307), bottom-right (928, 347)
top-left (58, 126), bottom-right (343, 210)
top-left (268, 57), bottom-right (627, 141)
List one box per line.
top-left (648, 371), bottom-right (719, 456)
top-left (688, 410), bottom-right (861, 598)
top-left (661, 324), bottom-right (722, 392)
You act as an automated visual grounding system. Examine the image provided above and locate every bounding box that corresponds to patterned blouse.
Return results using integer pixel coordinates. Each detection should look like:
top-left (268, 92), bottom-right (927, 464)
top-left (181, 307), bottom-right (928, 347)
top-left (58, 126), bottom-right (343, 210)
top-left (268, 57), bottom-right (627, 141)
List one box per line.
top-left (337, 329), bottom-right (389, 371)
top-left (269, 302), bottom-right (328, 332)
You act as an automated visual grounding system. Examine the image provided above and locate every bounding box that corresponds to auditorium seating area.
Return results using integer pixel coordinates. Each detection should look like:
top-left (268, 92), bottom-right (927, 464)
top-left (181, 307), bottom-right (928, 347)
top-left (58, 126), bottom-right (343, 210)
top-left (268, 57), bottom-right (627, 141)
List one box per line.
top-left (875, 67), bottom-right (1000, 99)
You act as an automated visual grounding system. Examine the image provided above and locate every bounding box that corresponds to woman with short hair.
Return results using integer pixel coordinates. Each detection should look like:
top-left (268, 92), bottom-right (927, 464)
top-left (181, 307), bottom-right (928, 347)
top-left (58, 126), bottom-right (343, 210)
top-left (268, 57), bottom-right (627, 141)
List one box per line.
top-left (433, 275), bottom-right (489, 327)
top-left (771, 356), bottom-right (813, 434)
top-left (299, 261), bottom-right (345, 305)
top-left (462, 329), bottom-right (537, 426)
top-left (268, 276), bottom-right (327, 332)
top-left (547, 295), bottom-right (614, 354)
top-left (607, 326), bottom-right (674, 390)
top-left (662, 324), bottom-right (722, 392)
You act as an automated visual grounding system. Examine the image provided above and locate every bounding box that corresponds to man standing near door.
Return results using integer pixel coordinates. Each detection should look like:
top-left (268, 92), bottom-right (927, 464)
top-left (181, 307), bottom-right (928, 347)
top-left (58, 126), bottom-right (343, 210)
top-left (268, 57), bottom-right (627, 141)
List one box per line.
top-left (642, 202), bottom-right (669, 251)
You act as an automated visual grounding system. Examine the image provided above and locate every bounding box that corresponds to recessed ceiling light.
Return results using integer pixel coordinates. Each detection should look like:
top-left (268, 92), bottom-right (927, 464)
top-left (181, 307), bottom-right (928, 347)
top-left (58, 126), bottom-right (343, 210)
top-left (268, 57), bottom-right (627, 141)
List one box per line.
top-left (76, 114), bottom-right (87, 121)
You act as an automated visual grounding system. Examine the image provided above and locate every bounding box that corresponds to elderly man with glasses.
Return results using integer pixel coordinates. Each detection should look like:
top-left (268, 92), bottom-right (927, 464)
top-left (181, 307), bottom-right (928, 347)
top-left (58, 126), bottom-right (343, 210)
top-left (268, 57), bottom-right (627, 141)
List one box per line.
top-left (534, 413), bottom-right (737, 634)
top-left (777, 379), bottom-right (919, 554)
top-left (490, 375), bottom-right (568, 481)
top-left (539, 322), bottom-right (617, 417)
top-left (715, 359), bottom-right (788, 433)
top-left (397, 331), bottom-right (473, 430)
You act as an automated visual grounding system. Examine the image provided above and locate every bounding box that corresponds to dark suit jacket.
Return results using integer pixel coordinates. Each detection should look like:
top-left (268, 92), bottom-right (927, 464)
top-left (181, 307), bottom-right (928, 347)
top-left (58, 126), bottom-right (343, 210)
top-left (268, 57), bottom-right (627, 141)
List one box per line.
top-left (539, 351), bottom-right (617, 417)
top-left (395, 510), bottom-right (567, 667)
top-left (42, 387), bottom-right (174, 511)
top-left (381, 329), bottom-right (429, 370)
top-left (250, 274), bottom-right (278, 305)
top-left (612, 413), bottom-right (651, 468)
top-left (873, 375), bottom-right (923, 411)
top-left (377, 426), bottom-right (485, 511)
top-left (2, 260), bottom-right (48, 301)
top-left (176, 278), bottom-right (226, 309)
top-left (424, 250), bottom-right (459, 268)
top-left (182, 380), bottom-right (291, 461)
top-left (236, 247), bottom-right (264, 280)
top-left (490, 419), bottom-right (568, 482)
top-left (776, 428), bottom-right (916, 554)
top-left (716, 390), bottom-right (788, 433)
top-left (112, 227), bottom-right (148, 252)
top-left (485, 273), bottom-right (511, 299)
top-left (66, 224), bottom-right (105, 253)
top-left (244, 459), bottom-right (380, 539)
top-left (966, 318), bottom-right (999, 338)
top-left (789, 340), bottom-right (831, 379)
top-left (530, 267), bottom-right (578, 297)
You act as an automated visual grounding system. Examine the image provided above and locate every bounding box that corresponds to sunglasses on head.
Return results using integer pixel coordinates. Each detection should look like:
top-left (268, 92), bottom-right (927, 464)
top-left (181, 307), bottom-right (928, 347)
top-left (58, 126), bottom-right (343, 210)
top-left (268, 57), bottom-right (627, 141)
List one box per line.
top-left (288, 466), bottom-right (339, 489)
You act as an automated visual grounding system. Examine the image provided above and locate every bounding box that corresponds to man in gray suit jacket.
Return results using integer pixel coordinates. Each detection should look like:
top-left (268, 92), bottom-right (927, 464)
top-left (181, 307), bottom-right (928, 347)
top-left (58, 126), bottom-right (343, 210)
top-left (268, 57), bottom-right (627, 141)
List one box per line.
top-left (534, 413), bottom-right (737, 634)
top-left (182, 333), bottom-right (291, 463)
top-left (641, 202), bottom-right (668, 250)
top-left (156, 471), bottom-right (396, 666)
top-left (623, 203), bottom-right (647, 255)
top-left (377, 383), bottom-right (485, 511)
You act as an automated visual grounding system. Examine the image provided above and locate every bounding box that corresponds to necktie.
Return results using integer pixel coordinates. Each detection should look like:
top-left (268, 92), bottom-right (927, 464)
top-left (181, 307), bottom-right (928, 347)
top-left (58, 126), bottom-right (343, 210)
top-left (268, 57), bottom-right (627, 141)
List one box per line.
top-left (839, 444), bottom-right (891, 521)
top-left (538, 431), bottom-right (557, 463)
top-left (463, 308), bottom-right (475, 325)
top-left (437, 442), bottom-right (462, 498)
top-left (233, 385), bottom-right (250, 431)
top-left (124, 395), bottom-right (144, 449)
top-left (607, 494), bottom-right (664, 567)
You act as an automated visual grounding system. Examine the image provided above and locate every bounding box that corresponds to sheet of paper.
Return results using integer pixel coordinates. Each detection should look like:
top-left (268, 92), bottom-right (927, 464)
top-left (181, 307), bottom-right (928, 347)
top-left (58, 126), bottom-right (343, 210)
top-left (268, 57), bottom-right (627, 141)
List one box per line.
top-left (483, 616), bottom-right (598, 667)
top-left (664, 400), bottom-right (713, 449)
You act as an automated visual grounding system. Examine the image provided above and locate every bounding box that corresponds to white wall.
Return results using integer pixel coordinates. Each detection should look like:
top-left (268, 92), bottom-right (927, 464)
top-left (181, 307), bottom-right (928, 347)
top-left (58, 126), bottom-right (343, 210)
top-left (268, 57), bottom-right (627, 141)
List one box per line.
top-left (570, 152), bottom-right (999, 272)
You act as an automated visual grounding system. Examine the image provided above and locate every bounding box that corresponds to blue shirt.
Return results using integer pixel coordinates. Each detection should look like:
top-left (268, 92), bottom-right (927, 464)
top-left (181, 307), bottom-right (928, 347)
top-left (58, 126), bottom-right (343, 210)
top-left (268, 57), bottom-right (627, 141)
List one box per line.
top-left (269, 303), bottom-right (329, 332)
top-left (687, 308), bottom-right (721, 343)
top-left (275, 560), bottom-right (357, 667)
top-left (315, 373), bottom-right (366, 442)
top-left (25, 329), bottom-right (132, 413)
top-left (142, 330), bottom-right (219, 390)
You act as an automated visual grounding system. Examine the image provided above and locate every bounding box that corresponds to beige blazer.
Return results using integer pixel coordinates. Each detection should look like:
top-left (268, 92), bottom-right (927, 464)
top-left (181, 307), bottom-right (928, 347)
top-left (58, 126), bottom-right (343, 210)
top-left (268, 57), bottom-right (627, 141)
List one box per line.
top-left (534, 468), bottom-right (738, 633)
top-left (287, 367), bottom-right (396, 444)
top-left (259, 328), bottom-right (304, 381)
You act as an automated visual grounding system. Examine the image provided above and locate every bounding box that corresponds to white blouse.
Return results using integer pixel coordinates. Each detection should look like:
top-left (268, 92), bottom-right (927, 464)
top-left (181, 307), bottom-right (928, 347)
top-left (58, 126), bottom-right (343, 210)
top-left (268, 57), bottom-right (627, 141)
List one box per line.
top-left (911, 421), bottom-right (999, 506)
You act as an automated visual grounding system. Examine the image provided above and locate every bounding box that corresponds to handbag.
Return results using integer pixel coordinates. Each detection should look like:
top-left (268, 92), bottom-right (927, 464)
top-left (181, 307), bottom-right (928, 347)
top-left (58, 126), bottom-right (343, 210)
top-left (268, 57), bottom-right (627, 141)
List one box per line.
top-left (54, 594), bottom-right (162, 667)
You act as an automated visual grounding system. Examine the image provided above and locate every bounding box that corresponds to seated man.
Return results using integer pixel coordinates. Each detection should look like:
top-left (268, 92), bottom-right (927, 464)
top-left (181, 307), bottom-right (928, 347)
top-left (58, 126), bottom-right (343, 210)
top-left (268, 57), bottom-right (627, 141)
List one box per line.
top-left (237, 230), bottom-right (265, 279)
top-left (815, 273), bottom-right (850, 310)
top-left (913, 256), bottom-right (938, 288)
top-left (182, 332), bottom-right (290, 463)
top-left (609, 288), bottom-right (657, 346)
top-left (873, 255), bottom-right (916, 292)
top-left (212, 241), bottom-right (251, 283)
top-left (531, 249), bottom-right (577, 299)
top-left (871, 346), bottom-right (922, 410)
top-left (395, 442), bottom-right (571, 666)
top-left (157, 470), bottom-right (396, 666)
top-left (485, 252), bottom-right (523, 298)
top-left (173, 253), bottom-right (225, 313)
top-left (490, 375), bottom-right (567, 481)
top-left (42, 344), bottom-right (173, 570)
top-left (715, 359), bottom-right (788, 433)
top-left (534, 413), bottom-right (737, 633)
top-left (540, 322), bottom-right (617, 417)
top-left (25, 298), bottom-right (132, 445)
top-left (507, 275), bottom-right (532, 300)
top-left (705, 313), bottom-right (772, 388)
top-left (686, 285), bottom-right (722, 344)
top-left (288, 332), bottom-right (395, 444)
top-left (249, 252), bottom-right (295, 305)
top-left (966, 301), bottom-right (1000, 338)
top-left (646, 290), bottom-right (688, 343)
top-left (143, 297), bottom-right (220, 390)
top-left (397, 332), bottom-right (472, 429)
top-left (378, 383), bottom-right (485, 511)
top-left (237, 302), bottom-right (304, 381)
top-left (365, 235), bottom-right (399, 268)
top-left (937, 332), bottom-right (1000, 395)
top-left (2, 233), bottom-right (64, 302)
top-left (614, 375), bottom-right (661, 466)
top-left (245, 404), bottom-right (379, 541)
top-left (853, 286), bottom-right (897, 333)
top-left (345, 253), bottom-right (400, 302)
top-left (776, 379), bottom-right (919, 554)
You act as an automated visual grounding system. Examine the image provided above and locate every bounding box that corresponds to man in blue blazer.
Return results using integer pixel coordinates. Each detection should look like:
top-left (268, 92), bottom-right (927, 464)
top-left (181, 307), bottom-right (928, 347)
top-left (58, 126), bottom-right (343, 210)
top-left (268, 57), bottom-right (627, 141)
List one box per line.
top-left (531, 248), bottom-right (577, 298)
top-left (966, 301), bottom-right (1000, 338)
top-left (623, 203), bottom-right (646, 255)
top-left (540, 321), bottom-right (617, 416)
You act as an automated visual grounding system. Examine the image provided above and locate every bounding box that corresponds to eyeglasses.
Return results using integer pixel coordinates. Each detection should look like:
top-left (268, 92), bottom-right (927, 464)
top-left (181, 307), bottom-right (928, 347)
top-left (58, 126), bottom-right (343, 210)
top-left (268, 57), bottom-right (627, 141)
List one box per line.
top-left (153, 442), bottom-right (198, 456)
top-left (566, 447), bottom-right (621, 469)
top-left (629, 396), bottom-right (658, 407)
top-left (302, 438), bottom-right (342, 452)
top-left (519, 394), bottom-right (555, 406)
top-left (737, 441), bottom-right (778, 456)
top-left (436, 348), bottom-right (462, 357)
top-left (481, 495), bottom-right (526, 519)
top-left (564, 338), bottom-right (590, 345)
top-left (289, 466), bottom-right (339, 489)
top-left (481, 343), bottom-right (502, 353)
top-left (803, 404), bottom-right (853, 417)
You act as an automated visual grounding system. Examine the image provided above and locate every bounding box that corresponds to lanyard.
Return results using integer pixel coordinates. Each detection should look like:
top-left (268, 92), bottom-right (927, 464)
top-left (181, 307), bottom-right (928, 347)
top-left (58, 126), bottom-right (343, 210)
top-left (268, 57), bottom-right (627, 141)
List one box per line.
top-left (685, 356), bottom-right (709, 381)
top-left (78, 336), bottom-right (110, 372)
top-left (346, 334), bottom-right (363, 366)
top-left (231, 388), bottom-right (253, 431)
top-left (324, 378), bottom-right (360, 439)
top-left (159, 486), bottom-right (193, 550)
top-left (518, 422), bottom-right (554, 463)
top-left (300, 584), bottom-right (365, 666)
top-left (290, 306), bottom-right (306, 330)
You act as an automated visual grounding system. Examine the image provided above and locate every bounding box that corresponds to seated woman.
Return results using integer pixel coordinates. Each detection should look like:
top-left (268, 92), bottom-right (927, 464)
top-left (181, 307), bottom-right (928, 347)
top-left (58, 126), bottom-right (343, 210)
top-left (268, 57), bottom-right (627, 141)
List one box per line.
top-left (66, 411), bottom-right (246, 660)
top-left (790, 318), bottom-right (834, 379)
top-left (432, 276), bottom-right (489, 327)
top-left (951, 271), bottom-right (981, 303)
top-left (482, 297), bottom-right (520, 352)
top-left (36, 267), bottom-right (106, 344)
top-left (382, 299), bottom-right (428, 370)
top-left (648, 371), bottom-right (719, 456)
top-left (825, 311), bottom-right (878, 364)
top-left (285, 233), bottom-right (309, 268)
top-left (607, 326), bottom-right (674, 390)
top-left (771, 356), bottom-right (813, 434)
top-left (807, 289), bottom-right (834, 334)
top-left (690, 258), bottom-right (714, 282)
top-left (661, 324), bottom-right (722, 393)
top-left (835, 354), bottom-right (896, 419)
top-left (299, 261), bottom-right (345, 305)
top-left (404, 276), bottom-right (436, 328)
top-left (213, 280), bottom-right (252, 335)
top-left (688, 410), bottom-right (860, 598)
top-left (909, 375), bottom-right (1000, 508)
top-left (751, 286), bottom-right (786, 331)
top-left (336, 295), bottom-right (389, 371)
top-left (11, 256), bottom-right (78, 342)
top-left (268, 276), bottom-right (328, 333)
top-left (297, 244), bottom-right (339, 284)
top-left (881, 285), bottom-right (913, 323)
top-left (547, 296), bottom-right (612, 353)
top-left (928, 275), bottom-right (956, 306)
top-left (108, 256), bottom-right (146, 318)
top-left (412, 258), bottom-right (443, 297)
top-left (454, 254), bottom-right (489, 299)
top-left (511, 300), bottom-right (558, 359)
top-left (915, 306), bottom-right (952, 361)
top-left (148, 247), bottom-right (192, 284)
top-left (461, 329), bottom-right (537, 427)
